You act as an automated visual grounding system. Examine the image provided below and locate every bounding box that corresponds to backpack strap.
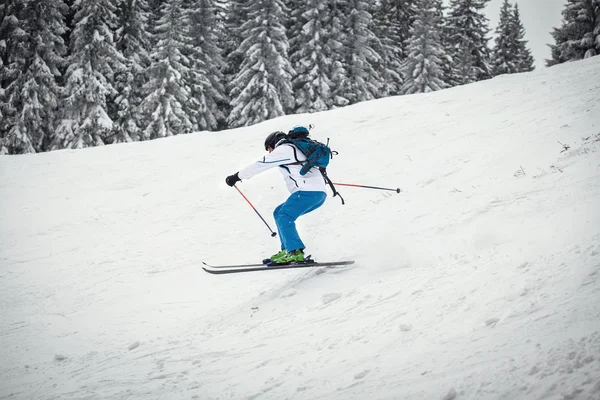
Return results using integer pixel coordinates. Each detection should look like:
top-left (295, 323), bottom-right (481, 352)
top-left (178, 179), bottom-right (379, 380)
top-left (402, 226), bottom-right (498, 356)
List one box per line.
top-left (280, 141), bottom-right (304, 167)
top-left (288, 143), bottom-right (302, 164)
top-left (319, 168), bottom-right (345, 205)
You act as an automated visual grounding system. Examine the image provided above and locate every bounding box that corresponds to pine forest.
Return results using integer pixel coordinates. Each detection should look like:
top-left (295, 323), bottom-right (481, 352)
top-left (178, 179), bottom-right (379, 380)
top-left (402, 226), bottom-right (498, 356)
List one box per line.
top-left (0, 0), bottom-right (598, 154)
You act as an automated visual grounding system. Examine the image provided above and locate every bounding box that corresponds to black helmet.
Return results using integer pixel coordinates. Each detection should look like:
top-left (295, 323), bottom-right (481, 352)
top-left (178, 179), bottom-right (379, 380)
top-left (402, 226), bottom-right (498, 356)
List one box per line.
top-left (264, 131), bottom-right (287, 151)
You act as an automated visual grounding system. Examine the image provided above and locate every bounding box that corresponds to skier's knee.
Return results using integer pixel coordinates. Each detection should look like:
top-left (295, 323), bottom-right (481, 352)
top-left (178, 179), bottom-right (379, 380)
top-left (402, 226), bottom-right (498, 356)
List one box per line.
top-left (277, 212), bottom-right (297, 225)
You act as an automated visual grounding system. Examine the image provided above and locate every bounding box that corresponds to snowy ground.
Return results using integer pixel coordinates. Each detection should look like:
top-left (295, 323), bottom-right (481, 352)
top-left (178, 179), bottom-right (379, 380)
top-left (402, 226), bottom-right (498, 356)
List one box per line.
top-left (1, 57), bottom-right (600, 400)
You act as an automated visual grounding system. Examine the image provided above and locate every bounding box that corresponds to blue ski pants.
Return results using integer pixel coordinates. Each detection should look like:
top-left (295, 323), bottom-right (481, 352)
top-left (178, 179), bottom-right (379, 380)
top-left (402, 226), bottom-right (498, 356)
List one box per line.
top-left (273, 191), bottom-right (327, 252)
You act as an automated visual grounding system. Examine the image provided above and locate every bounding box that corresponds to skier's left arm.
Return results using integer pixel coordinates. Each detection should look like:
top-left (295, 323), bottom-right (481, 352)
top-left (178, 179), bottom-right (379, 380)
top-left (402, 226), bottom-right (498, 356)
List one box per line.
top-left (225, 145), bottom-right (294, 186)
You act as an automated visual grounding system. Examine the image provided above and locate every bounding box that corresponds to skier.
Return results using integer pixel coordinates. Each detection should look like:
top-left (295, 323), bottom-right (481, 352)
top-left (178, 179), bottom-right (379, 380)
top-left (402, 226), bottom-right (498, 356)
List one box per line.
top-left (225, 127), bottom-right (327, 264)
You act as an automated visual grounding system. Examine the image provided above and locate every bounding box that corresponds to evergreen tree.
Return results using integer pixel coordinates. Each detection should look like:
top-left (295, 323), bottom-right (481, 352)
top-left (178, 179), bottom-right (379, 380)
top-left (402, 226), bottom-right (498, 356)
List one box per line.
top-left (222, 0), bottom-right (247, 109)
top-left (0, 1), bottom-right (27, 86)
top-left (0, 0), bottom-right (30, 153)
top-left (548, 25), bottom-right (569, 66)
top-left (113, 0), bottom-right (152, 143)
top-left (10, 0), bottom-right (68, 153)
top-left (435, 0), bottom-right (455, 87)
top-left (60, 0), bottom-right (76, 80)
top-left (285, 0), bottom-right (307, 59)
top-left (140, 0), bottom-right (197, 139)
top-left (211, 0), bottom-right (229, 62)
top-left (547, 0), bottom-right (599, 66)
top-left (146, 0), bottom-right (167, 47)
top-left (512, 3), bottom-right (534, 72)
top-left (329, 0), bottom-right (351, 107)
top-left (400, 0), bottom-right (448, 94)
top-left (336, 0), bottom-right (384, 105)
top-left (52, 0), bottom-right (125, 150)
top-left (227, 0), bottom-right (294, 128)
top-left (184, 0), bottom-right (227, 131)
top-left (212, 0), bottom-right (228, 22)
top-left (372, 0), bottom-right (418, 96)
top-left (491, 0), bottom-right (518, 76)
top-left (289, 0), bottom-right (336, 113)
top-left (446, 0), bottom-right (492, 84)
top-left (421, 0), bottom-right (455, 87)
top-left (595, 0), bottom-right (600, 53)
top-left (211, 0), bottom-right (232, 130)
top-left (373, 0), bottom-right (417, 61)
top-left (147, 0), bottom-right (168, 19)
top-left (1, 0), bottom-right (69, 154)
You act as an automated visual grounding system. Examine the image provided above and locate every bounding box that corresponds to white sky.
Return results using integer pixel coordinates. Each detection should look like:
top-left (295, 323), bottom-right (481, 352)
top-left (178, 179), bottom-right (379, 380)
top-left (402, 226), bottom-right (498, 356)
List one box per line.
top-left (1, 57), bottom-right (599, 399)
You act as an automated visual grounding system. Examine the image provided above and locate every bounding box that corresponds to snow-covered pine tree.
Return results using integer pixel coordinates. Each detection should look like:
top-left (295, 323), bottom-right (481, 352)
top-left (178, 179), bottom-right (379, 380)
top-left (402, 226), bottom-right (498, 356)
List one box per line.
top-left (491, 0), bottom-right (518, 76)
top-left (433, 0), bottom-right (455, 87)
top-left (8, 0), bottom-right (68, 153)
top-left (112, 0), bottom-right (152, 143)
top-left (284, 0), bottom-right (306, 59)
top-left (211, 0), bottom-right (229, 63)
top-left (373, 0), bottom-right (418, 62)
top-left (140, 0), bottom-right (197, 139)
top-left (548, 26), bottom-right (568, 66)
top-left (60, 0), bottom-right (76, 81)
top-left (211, 0), bottom-right (229, 57)
top-left (184, 0), bottom-right (227, 131)
top-left (512, 3), bottom-right (534, 72)
top-left (329, 0), bottom-right (351, 108)
top-left (547, 0), bottom-right (599, 66)
top-left (226, 0), bottom-right (294, 128)
top-left (372, 0), bottom-right (418, 96)
top-left (594, 0), bottom-right (600, 55)
top-left (52, 0), bottom-right (125, 150)
top-left (222, 0), bottom-right (249, 110)
top-left (0, 1), bottom-right (26, 87)
top-left (400, 0), bottom-right (448, 94)
top-left (146, 0), bottom-right (168, 48)
top-left (446, 0), bottom-right (492, 84)
top-left (288, 0), bottom-right (336, 113)
top-left (336, 0), bottom-right (384, 104)
top-left (211, 0), bottom-right (231, 130)
top-left (0, 0), bottom-right (30, 153)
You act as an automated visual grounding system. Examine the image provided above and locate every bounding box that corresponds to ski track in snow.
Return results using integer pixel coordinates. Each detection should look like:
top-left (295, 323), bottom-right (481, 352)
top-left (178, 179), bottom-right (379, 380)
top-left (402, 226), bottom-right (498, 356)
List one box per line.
top-left (1, 58), bottom-right (600, 400)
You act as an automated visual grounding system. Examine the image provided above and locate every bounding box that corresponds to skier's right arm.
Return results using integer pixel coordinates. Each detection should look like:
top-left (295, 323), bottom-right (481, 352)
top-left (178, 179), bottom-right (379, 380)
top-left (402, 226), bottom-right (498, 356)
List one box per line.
top-left (237, 145), bottom-right (295, 181)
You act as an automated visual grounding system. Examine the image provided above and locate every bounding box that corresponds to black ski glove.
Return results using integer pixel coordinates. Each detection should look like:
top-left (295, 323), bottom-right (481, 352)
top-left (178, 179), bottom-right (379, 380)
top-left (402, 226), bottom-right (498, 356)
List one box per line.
top-left (225, 172), bottom-right (241, 187)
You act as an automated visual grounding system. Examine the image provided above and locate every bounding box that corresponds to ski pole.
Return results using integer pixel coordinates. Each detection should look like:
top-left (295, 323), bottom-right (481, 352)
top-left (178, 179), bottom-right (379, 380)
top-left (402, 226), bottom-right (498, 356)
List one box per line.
top-left (332, 183), bottom-right (401, 193)
top-left (233, 185), bottom-right (277, 237)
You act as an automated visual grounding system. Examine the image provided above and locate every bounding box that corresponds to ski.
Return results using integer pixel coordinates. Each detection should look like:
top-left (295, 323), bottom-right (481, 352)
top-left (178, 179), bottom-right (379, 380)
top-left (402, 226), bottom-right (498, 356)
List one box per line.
top-left (202, 261), bottom-right (266, 269)
top-left (202, 260), bottom-right (355, 275)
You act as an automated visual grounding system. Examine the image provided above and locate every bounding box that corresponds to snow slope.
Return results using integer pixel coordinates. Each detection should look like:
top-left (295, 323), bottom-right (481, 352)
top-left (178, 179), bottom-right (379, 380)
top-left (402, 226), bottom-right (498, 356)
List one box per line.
top-left (1, 57), bottom-right (599, 400)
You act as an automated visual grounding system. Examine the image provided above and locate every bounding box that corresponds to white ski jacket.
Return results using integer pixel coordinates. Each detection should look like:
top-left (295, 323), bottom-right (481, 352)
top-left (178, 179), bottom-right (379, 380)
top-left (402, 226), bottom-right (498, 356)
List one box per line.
top-left (238, 142), bottom-right (327, 194)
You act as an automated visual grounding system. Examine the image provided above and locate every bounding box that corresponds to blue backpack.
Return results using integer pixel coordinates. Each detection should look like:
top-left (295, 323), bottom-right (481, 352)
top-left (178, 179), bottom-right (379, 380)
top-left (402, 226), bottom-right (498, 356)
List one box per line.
top-left (281, 126), bottom-right (345, 204)
top-left (284, 137), bottom-right (332, 176)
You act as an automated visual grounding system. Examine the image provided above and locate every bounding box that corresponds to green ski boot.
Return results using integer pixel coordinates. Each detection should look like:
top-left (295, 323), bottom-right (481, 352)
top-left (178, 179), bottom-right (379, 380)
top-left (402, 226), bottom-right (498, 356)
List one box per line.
top-left (273, 249), bottom-right (305, 264)
top-left (265, 250), bottom-right (287, 264)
